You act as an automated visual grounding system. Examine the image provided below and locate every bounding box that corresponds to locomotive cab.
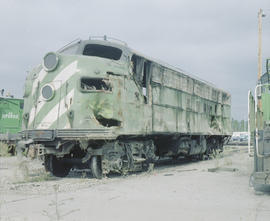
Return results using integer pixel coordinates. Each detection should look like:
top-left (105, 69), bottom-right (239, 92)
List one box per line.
top-left (23, 39), bottom-right (132, 131)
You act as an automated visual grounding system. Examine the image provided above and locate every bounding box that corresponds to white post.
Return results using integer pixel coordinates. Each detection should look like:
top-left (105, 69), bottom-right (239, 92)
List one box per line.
top-left (248, 90), bottom-right (251, 155)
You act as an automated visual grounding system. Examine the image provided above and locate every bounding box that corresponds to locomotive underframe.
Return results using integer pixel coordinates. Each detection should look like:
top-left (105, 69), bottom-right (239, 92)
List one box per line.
top-left (19, 129), bottom-right (229, 178)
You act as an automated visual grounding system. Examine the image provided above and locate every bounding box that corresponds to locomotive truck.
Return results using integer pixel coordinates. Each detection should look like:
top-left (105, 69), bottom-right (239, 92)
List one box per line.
top-left (249, 58), bottom-right (270, 190)
top-left (19, 36), bottom-right (231, 178)
top-left (0, 96), bottom-right (24, 155)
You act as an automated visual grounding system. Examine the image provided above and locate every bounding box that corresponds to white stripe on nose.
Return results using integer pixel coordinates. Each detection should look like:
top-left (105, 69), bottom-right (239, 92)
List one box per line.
top-left (31, 69), bottom-right (47, 96)
top-left (37, 89), bottom-right (75, 129)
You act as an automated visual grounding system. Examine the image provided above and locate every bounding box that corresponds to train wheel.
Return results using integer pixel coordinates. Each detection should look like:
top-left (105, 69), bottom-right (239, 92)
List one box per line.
top-left (90, 156), bottom-right (103, 179)
top-left (44, 155), bottom-right (71, 177)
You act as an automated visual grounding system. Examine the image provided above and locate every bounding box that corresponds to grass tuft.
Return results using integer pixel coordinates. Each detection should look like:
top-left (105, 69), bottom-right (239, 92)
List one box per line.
top-left (0, 142), bottom-right (11, 157)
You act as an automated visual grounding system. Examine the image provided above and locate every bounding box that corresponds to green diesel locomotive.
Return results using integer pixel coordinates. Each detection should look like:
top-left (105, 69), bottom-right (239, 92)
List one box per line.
top-left (249, 59), bottom-right (270, 190)
top-left (19, 37), bottom-right (231, 178)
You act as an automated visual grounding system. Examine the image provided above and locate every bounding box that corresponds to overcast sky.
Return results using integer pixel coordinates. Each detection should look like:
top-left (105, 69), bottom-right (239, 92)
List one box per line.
top-left (0, 0), bottom-right (269, 120)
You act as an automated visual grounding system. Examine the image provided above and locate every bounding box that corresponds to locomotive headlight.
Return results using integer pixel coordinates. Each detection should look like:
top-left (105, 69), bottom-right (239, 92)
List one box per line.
top-left (41, 84), bottom-right (54, 101)
top-left (42, 52), bottom-right (59, 72)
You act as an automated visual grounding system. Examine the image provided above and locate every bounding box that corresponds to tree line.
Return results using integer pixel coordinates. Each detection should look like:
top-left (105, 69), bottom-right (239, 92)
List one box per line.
top-left (231, 119), bottom-right (248, 132)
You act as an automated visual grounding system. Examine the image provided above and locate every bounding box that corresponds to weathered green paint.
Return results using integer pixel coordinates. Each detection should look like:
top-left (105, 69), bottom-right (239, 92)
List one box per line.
top-left (262, 93), bottom-right (270, 122)
top-left (0, 98), bottom-right (23, 134)
top-left (20, 38), bottom-right (233, 178)
top-left (22, 39), bottom-right (231, 139)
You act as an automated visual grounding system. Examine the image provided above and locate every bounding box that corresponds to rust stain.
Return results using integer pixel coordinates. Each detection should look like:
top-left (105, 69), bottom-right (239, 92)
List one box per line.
top-left (118, 110), bottom-right (123, 118)
top-left (117, 90), bottom-right (121, 99)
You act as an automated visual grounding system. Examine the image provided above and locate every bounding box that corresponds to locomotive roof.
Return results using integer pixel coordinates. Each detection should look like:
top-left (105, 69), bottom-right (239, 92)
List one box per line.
top-left (62, 38), bottom-right (230, 96)
top-left (127, 45), bottom-right (230, 96)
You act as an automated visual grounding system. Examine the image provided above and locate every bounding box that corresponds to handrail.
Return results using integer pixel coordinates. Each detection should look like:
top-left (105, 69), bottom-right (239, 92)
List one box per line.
top-left (89, 35), bottom-right (127, 46)
top-left (0, 97), bottom-right (21, 106)
top-left (57, 36), bottom-right (128, 53)
top-left (57, 38), bottom-right (81, 53)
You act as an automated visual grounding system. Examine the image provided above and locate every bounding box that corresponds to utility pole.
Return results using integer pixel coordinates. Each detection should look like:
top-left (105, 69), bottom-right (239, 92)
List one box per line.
top-left (258, 9), bottom-right (264, 81)
top-left (257, 8), bottom-right (266, 109)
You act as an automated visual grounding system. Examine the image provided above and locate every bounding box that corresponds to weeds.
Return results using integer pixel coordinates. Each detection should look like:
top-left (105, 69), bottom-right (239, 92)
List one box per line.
top-left (13, 163), bottom-right (56, 184)
top-left (12, 158), bottom-right (56, 184)
top-left (14, 172), bottom-right (56, 184)
top-left (0, 142), bottom-right (11, 157)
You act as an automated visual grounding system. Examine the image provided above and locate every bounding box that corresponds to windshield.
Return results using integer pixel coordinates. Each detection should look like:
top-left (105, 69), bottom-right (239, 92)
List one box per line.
top-left (82, 44), bottom-right (122, 60)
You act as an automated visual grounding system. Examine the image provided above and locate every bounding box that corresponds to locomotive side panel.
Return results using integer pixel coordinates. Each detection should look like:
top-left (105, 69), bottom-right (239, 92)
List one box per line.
top-left (151, 62), bottom-right (231, 135)
top-left (122, 74), bottom-right (147, 134)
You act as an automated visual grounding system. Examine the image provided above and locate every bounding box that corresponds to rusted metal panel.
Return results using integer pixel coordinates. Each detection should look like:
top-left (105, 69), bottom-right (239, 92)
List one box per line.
top-left (153, 105), bottom-right (177, 132)
top-left (151, 64), bottom-right (231, 135)
top-left (21, 38), bottom-right (231, 140)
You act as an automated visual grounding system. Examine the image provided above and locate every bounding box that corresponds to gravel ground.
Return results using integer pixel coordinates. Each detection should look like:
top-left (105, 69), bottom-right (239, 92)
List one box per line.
top-left (0, 146), bottom-right (270, 221)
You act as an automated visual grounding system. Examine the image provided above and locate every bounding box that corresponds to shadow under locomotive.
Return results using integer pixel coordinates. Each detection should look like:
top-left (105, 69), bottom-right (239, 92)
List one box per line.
top-left (57, 154), bottom-right (204, 180)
